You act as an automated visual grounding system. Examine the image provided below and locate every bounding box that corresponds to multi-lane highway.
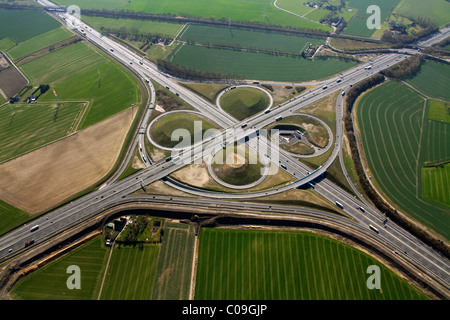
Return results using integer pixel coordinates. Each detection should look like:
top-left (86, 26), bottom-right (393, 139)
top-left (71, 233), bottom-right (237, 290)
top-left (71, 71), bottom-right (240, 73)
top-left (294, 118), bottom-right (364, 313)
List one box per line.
top-left (1, 0), bottom-right (449, 295)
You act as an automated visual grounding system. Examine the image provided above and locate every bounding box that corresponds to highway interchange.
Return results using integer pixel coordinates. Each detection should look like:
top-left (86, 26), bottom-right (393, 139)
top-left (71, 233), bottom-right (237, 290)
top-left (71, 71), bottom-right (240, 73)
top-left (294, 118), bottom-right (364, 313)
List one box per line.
top-left (0, 0), bottom-right (449, 297)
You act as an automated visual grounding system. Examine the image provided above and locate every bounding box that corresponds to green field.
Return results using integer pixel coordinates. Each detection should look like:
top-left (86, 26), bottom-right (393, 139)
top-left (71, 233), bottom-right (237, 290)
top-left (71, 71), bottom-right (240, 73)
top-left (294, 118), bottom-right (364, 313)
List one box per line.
top-left (179, 24), bottom-right (325, 54)
top-left (356, 80), bottom-right (449, 239)
top-left (82, 15), bottom-right (184, 38)
top-left (19, 41), bottom-right (108, 85)
top-left (7, 27), bottom-right (73, 61)
top-left (0, 102), bottom-right (86, 163)
top-left (150, 112), bottom-right (219, 148)
top-left (342, 0), bottom-right (402, 38)
top-left (195, 228), bottom-right (428, 300)
top-left (0, 38), bottom-right (17, 52)
top-left (11, 237), bottom-right (109, 300)
top-left (422, 164), bottom-right (450, 207)
top-left (19, 41), bottom-right (140, 130)
top-left (151, 222), bottom-right (195, 300)
top-left (394, 0), bottom-right (450, 27)
top-left (0, 9), bottom-right (60, 43)
top-left (220, 87), bottom-right (270, 121)
top-left (10, 219), bottom-right (196, 300)
top-left (0, 199), bottom-right (29, 237)
top-left (427, 100), bottom-right (450, 123)
top-left (170, 44), bottom-right (358, 82)
top-left (100, 243), bottom-right (160, 300)
top-left (405, 60), bottom-right (450, 101)
top-left (54, 0), bottom-right (332, 31)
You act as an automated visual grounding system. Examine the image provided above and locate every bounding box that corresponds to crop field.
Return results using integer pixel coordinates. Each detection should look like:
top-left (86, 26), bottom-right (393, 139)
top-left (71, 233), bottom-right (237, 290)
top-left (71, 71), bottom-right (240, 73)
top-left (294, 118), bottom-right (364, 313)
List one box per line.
top-left (0, 199), bottom-right (29, 237)
top-left (0, 109), bottom-right (135, 215)
top-left (0, 102), bottom-right (86, 163)
top-left (194, 228), bottom-right (428, 300)
top-left (427, 100), bottom-right (450, 123)
top-left (422, 164), bottom-right (450, 207)
top-left (220, 87), bottom-right (270, 121)
top-left (11, 220), bottom-right (195, 300)
top-left (356, 80), bottom-right (450, 239)
top-left (7, 27), bottom-right (73, 61)
top-left (100, 244), bottom-right (160, 300)
top-left (178, 24), bottom-right (325, 54)
top-left (0, 9), bottom-right (60, 43)
top-left (19, 41), bottom-right (108, 85)
top-left (151, 222), bottom-right (195, 300)
top-left (19, 41), bottom-right (140, 129)
top-left (0, 38), bottom-right (17, 52)
top-left (54, 0), bottom-right (332, 31)
top-left (0, 63), bottom-right (28, 99)
top-left (82, 16), bottom-right (184, 38)
top-left (405, 60), bottom-right (450, 101)
top-left (11, 237), bottom-right (109, 300)
top-left (170, 44), bottom-right (358, 82)
top-left (394, 0), bottom-right (450, 27)
top-left (342, 0), bottom-right (402, 38)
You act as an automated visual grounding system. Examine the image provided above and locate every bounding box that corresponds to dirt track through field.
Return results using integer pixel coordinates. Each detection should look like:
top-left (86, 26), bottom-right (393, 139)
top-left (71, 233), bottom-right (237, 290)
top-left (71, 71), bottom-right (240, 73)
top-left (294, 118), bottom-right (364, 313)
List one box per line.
top-left (0, 108), bottom-right (134, 214)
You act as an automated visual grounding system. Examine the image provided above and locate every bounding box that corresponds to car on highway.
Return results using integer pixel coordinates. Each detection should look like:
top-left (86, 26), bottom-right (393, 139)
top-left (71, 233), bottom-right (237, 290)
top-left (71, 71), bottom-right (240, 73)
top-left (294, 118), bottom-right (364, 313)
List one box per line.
top-left (322, 85), bottom-right (328, 89)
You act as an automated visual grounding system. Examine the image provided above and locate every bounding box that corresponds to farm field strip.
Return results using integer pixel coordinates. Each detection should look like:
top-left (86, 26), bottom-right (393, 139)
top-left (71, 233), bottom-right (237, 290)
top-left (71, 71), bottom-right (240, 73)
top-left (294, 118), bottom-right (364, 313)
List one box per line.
top-left (81, 15), bottom-right (184, 38)
top-left (7, 27), bottom-right (73, 61)
top-left (19, 41), bottom-right (108, 85)
top-left (194, 228), bottom-right (428, 300)
top-left (100, 244), bottom-right (160, 300)
top-left (170, 44), bottom-right (358, 82)
top-left (151, 223), bottom-right (195, 300)
top-left (0, 102), bottom-right (86, 164)
top-left (0, 9), bottom-right (60, 43)
top-left (178, 24), bottom-right (325, 54)
top-left (11, 237), bottom-right (109, 300)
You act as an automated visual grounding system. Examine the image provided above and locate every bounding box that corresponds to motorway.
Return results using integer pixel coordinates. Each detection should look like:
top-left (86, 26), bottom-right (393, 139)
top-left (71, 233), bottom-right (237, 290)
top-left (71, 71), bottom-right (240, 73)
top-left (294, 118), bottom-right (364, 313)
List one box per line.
top-left (0, 0), bottom-right (449, 295)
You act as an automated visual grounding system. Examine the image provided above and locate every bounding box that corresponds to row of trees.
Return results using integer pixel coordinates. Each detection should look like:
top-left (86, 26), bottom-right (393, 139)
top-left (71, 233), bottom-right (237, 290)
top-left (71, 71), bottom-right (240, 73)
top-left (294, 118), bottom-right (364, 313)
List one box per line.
top-left (380, 54), bottom-right (424, 79)
top-left (99, 26), bottom-right (169, 45)
top-left (157, 59), bottom-right (244, 81)
top-left (343, 73), bottom-right (450, 260)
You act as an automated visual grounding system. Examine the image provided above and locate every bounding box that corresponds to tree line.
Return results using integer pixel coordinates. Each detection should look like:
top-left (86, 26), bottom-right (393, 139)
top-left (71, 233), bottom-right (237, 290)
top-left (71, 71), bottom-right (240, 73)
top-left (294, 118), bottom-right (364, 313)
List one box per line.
top-left (343, 73), bottom-right (450, 260)
top-left (380, 54), bottom-right (424, 79)
top-left (99, 26), bottom-right (170, 52)
top-left (156, 59), bottom-right (245, 81)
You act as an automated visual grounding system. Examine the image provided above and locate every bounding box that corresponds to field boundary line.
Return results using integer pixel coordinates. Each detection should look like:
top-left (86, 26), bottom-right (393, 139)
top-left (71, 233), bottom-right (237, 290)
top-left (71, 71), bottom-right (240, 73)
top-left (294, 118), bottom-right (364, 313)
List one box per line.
top-left (174, 23), bottom-right (190, 42)
top-left (416, 99), bottom-right (428, 198)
